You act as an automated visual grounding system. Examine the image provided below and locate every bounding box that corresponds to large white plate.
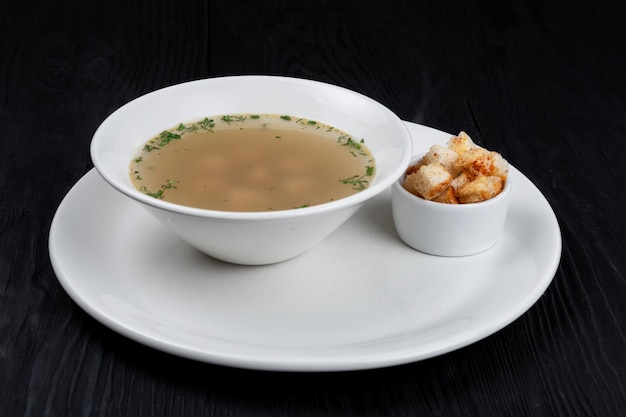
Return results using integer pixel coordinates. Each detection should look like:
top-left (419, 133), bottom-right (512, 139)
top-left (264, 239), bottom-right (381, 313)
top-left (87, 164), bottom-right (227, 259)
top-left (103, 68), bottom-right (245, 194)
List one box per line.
top-left (49, 122), bottom-right (561, 372)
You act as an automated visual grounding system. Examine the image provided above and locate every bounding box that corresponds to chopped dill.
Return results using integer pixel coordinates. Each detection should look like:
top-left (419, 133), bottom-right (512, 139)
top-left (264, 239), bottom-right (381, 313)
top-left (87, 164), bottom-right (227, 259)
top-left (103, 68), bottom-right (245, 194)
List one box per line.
top-left (339, 175), bottom-right (369, 191)
top-left (339, 164), bottom-right (375, 191)
top-left (143, 179), bottom-right (179, 199)
top-left (221, 114), bottom-right (247, 124)
top-left (157, 131), bottom-right (181, 146)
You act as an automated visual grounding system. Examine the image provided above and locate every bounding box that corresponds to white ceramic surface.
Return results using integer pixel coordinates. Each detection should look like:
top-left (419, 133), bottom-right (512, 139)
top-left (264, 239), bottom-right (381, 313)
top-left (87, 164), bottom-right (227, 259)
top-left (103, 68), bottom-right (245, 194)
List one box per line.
top-left (90, 75), bottom-right (413, 265)
top-left (392, 154), bottom-right (512, 256)
top-left (49, 122), bottom-right (562, 372)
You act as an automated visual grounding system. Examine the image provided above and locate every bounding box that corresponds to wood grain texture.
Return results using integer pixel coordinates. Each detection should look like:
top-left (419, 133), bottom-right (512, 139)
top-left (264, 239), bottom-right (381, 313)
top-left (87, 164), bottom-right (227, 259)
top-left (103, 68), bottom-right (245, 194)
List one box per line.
top-left (1, 0), bottom-right (625, 416)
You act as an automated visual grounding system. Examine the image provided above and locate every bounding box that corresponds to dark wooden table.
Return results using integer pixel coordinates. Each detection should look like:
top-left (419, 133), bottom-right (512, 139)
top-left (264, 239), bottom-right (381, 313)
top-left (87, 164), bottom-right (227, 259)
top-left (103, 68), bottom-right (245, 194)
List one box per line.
top-left (2, 0), bottom-right (625, 415)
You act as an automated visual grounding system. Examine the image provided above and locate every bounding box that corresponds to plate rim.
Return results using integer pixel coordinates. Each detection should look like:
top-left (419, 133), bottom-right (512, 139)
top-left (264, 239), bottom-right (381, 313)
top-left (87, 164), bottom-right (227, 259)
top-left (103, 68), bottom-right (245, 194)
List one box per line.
top-left (49, 121), bottom-right (562, 372)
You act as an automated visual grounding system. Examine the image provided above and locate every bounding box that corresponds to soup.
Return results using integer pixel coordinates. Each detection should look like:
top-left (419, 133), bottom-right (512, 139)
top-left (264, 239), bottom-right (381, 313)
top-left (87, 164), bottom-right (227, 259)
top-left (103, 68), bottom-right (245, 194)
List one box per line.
top-left (130, 114), bottom-right (375, 211)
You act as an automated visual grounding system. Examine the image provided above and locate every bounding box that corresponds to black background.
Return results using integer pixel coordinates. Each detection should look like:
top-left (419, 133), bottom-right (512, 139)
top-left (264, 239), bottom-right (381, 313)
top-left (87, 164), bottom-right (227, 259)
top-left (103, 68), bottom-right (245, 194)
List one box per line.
top-left (2, 0), bottom-right (625, 415)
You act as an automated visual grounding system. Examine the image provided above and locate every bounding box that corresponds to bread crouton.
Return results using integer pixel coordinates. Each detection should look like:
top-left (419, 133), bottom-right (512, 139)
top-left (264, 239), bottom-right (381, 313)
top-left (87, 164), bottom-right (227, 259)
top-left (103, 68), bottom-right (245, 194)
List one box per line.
top-left (450, 171), bottom-right (472, 191)
top-left (403, 162), bottom-right (452, 200)
top-left (454, 147), bottom-right (510, 181)
top-left (405, 159), bottom-right (427, 176)
top-left (422, 144), bottom-right (459, 174)
top-left (447, 131), bottom-right (475, 155)
top-left (456, 175), bottom-right (504, 204)
top-left (491, 151), bottom-right (509, 181)
top-left (454, 147), bottom-right (496, 178)
top-left (403, 131), bottom-right (508, 204)
top-left (432, 186), bottom-right (459, 204)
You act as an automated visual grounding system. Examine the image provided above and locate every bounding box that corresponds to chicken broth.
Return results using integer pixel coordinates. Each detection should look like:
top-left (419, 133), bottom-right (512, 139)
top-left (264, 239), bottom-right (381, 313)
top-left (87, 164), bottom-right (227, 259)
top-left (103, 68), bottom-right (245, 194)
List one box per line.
top-left (130, 114), bottom-right (375, 211)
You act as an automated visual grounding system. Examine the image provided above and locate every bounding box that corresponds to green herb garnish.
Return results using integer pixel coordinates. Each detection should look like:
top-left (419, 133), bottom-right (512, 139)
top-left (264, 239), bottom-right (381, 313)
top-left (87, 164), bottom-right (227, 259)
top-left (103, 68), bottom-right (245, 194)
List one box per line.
top-left (143, 179), bottom-right (179, 199)
top-left (146, 189), bottom-right (165, 199)
top-left (339, 164), bottom-right (375, 191)
top-left (197, 117), bottom-right (215, 131)
top-left (157, 131), bottom-right (181, 146)
top-left (339, 175), bottom-right (369, 191)
top-left (221, 114), bottom-right (247, 124)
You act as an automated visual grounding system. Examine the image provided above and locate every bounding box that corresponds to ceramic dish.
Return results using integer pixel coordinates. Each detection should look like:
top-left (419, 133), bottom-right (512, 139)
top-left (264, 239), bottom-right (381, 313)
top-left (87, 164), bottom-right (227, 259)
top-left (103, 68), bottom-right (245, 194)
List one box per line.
top-left (90, 76), bottom-right (413, 265)
top-left (48, 122), bottom-right (562, 372)
top-left (392, 152), bottom-right (512, 256)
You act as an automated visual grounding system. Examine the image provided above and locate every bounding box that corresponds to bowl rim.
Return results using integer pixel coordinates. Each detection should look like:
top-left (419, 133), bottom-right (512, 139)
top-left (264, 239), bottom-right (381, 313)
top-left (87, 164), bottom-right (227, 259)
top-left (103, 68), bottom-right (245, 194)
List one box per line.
top-left (91, 75), bottom-right (413, 221)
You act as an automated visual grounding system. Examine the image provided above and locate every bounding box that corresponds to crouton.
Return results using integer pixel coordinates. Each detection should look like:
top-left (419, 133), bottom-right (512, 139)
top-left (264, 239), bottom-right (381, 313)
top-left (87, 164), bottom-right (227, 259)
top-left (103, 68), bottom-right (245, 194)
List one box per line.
top-left (456, 175), bottom-right (503, 204)
top-left (450, 171), bottom-right (472, 191)
top-left (423, 144), bottom-right (459, 174)
top-left (454, 147), bottom-right (496, 177)
top-left (447, 131), bottom-right (475, 155)
top-left (405, 159), bottom-right (427, 176)
top-left (403, 162), bottom-right (452, 200)
top-left (403, 131), bottom-right (508, 204)
top-left (432, 186), bottom-right (459, 204)
top-left (491, 151), bottom-right (509, 181)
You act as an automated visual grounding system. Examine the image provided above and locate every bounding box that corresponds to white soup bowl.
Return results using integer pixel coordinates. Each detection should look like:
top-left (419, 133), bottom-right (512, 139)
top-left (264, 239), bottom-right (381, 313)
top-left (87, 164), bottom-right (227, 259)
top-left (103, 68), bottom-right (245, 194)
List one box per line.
top-left (91, 76), bottom-right (413, 265)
